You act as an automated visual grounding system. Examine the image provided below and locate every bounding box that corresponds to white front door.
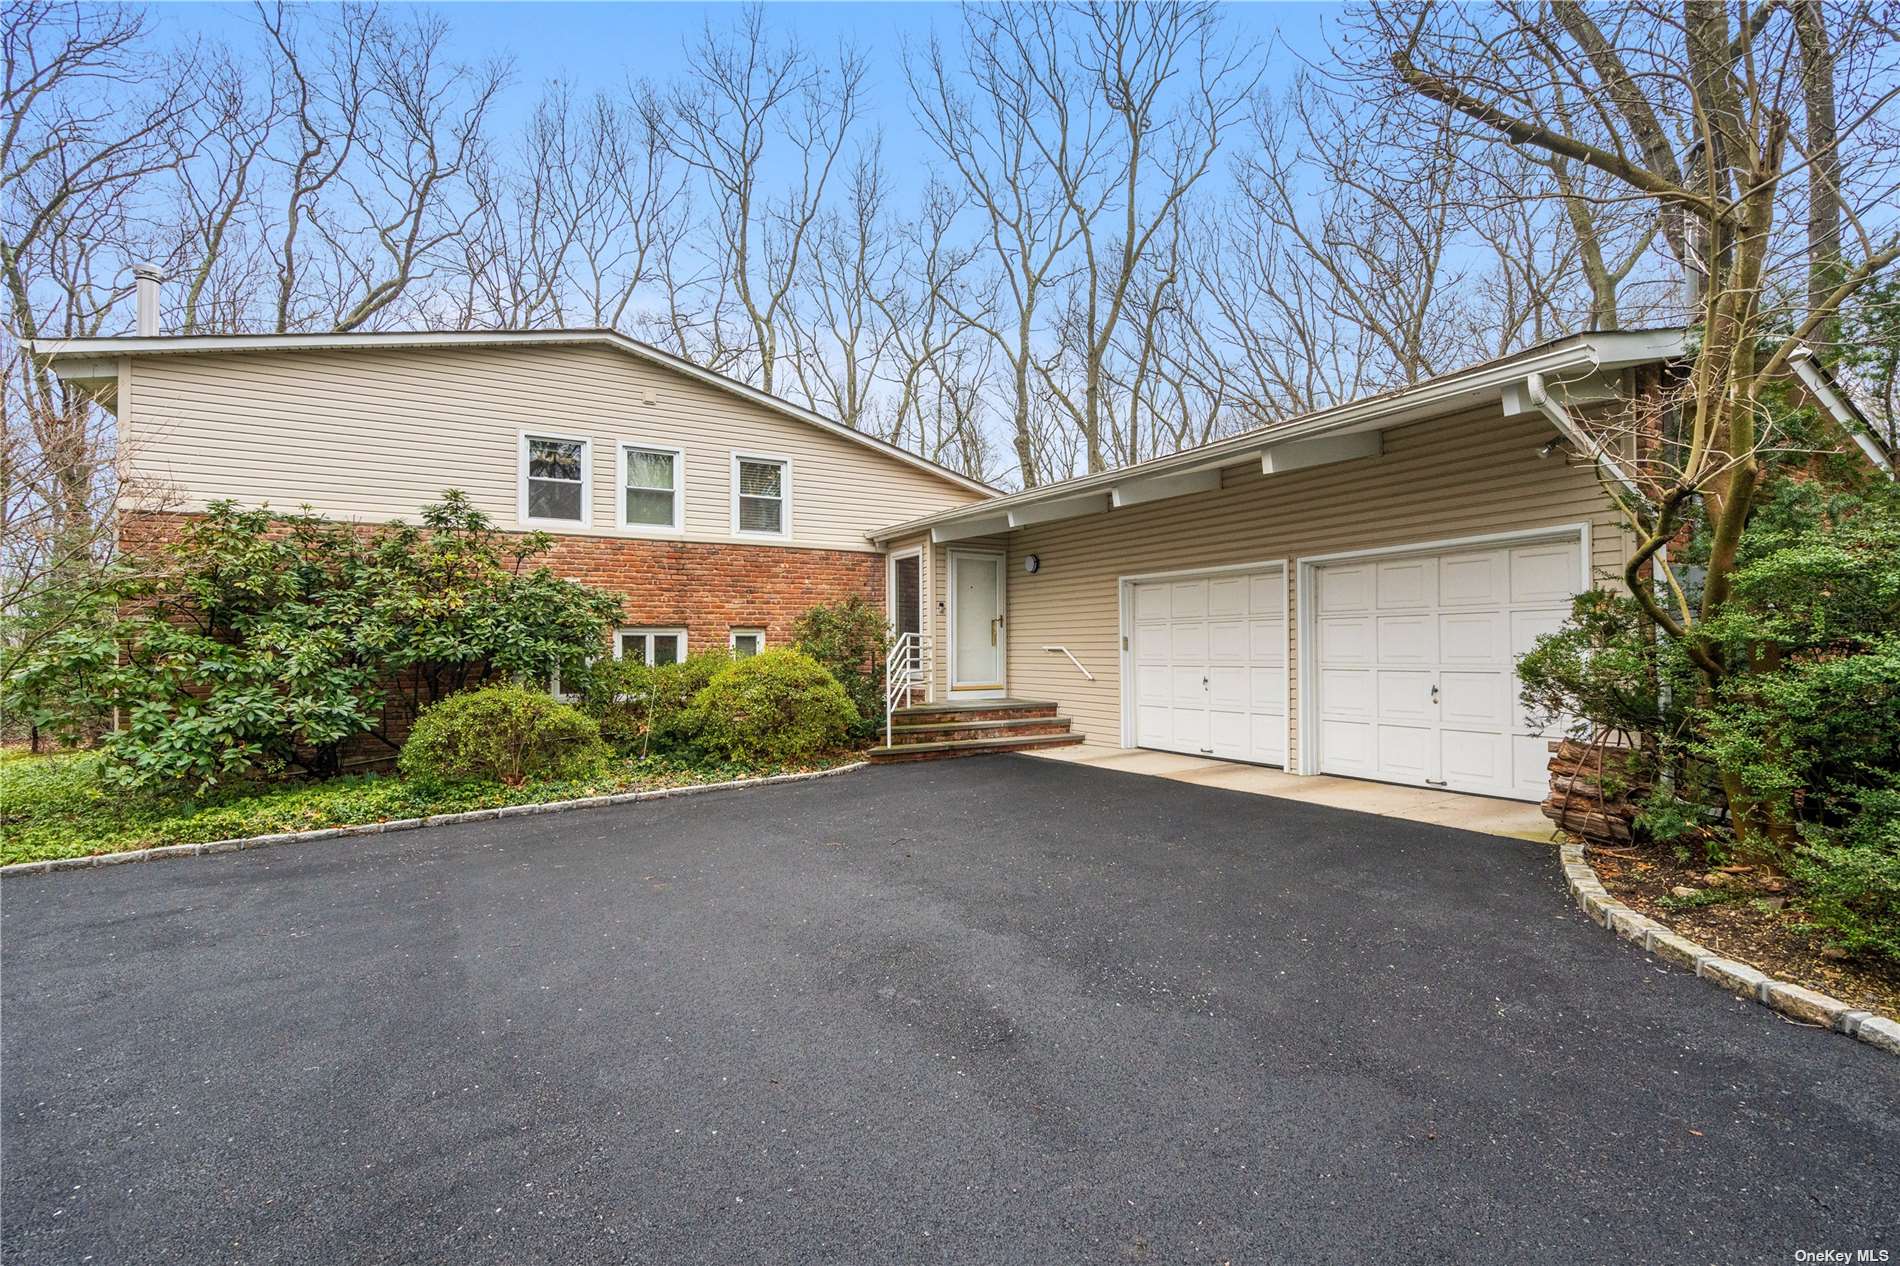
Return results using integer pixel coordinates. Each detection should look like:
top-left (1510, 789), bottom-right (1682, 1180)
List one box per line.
top-left (949, 550), bottom-right (1006, 694)
top-left (1131, 566), bottom-right (1286, 765)
top-left (1311, 535), bottom-right (1580, 800)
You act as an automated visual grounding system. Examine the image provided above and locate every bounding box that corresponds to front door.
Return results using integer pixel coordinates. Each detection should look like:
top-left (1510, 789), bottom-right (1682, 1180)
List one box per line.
top-left (949, 550), bottom-right (1006, 695)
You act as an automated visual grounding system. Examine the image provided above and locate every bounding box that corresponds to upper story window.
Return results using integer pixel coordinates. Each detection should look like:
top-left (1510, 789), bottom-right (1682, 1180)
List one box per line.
top-left (621, 444), bottom-right (683, 532)
top-left (521, 433), bottom-right (590, 525)
top-left (732, 453), bottom-right (790, 539)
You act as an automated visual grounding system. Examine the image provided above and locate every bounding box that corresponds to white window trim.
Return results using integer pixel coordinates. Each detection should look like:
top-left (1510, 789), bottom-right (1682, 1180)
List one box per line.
top-left (617, 442), bottom-right (686, 534)
top-left (518, 431), bottom-right (593, 528)
top-left (730, 450), bottom-right (793, 540)
top-left (728, 627), bottom-right (766, 657)
top-left (614, 627), bottom-right (689, 664)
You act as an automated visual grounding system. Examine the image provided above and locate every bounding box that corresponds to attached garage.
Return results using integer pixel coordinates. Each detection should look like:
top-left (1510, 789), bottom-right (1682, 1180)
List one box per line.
top-left (1301, 529), bottom-right (1583, 801)
top-left (1127, 565), bottom-right (1287, 765)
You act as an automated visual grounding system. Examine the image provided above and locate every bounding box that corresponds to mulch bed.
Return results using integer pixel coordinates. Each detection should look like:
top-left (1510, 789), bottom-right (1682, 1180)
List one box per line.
top-left (1589, 839), bottom-right (1900, 1023)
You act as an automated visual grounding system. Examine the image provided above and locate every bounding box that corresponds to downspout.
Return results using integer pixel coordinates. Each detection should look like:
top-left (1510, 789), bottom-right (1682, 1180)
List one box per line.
top-left (1524, 371), bottom-right (1648, 502)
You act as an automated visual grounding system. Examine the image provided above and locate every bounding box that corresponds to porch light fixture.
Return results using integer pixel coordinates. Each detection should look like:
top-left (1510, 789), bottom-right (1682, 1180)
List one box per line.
top-left (1024, 554), bottom-right (1041, 574)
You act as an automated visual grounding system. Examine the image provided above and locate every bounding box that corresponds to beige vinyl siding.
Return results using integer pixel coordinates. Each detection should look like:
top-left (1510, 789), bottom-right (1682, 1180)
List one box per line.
top-left (992, 403), bottom-right (1628, 763)
top-left (125, 345), bottom-right (983, 550)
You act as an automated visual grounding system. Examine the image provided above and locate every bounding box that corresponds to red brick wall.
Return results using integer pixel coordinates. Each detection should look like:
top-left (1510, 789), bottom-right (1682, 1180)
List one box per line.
top-left (538, 534), bottom-right (884, 654)
top-left (120, 512), bottom-right (887, 657)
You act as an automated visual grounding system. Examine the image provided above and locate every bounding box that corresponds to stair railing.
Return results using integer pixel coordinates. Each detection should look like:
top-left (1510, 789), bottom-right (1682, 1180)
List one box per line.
top-left (884, 632), bottom-right (930, 747)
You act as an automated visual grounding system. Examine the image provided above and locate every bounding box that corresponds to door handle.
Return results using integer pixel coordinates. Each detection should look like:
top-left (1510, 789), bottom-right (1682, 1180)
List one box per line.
top-left (990, 617), bottom-right (1000, 646)
top-left (1430, 684), bottom-right (1440, 703)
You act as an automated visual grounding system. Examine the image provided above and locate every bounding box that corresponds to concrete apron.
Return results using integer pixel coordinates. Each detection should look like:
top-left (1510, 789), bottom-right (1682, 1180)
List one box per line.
top-left (1023, 745), bottom-right (1553, 842)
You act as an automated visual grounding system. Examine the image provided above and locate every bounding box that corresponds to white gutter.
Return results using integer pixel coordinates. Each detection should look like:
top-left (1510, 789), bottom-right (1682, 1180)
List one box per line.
top-left (1789, 347), bottom-right (1894, 476)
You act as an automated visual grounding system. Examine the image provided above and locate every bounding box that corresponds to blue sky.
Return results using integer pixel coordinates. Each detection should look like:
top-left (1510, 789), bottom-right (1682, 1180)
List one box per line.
top-left (155, 2), bottom-right (1344, 148)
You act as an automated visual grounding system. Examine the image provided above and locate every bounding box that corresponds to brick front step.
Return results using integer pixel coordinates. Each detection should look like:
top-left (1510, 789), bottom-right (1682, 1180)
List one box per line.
top-left (890, 699), bottom-right (1060, 726)
top-left (887, 717), bottom-right (1076, 744)
top-left (865, 732), bottom-right (1085, 763)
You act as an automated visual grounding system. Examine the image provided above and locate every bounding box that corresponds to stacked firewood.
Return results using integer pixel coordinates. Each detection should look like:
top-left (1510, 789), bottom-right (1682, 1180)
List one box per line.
top-left (1542, 736), bottom-right (1648, 845)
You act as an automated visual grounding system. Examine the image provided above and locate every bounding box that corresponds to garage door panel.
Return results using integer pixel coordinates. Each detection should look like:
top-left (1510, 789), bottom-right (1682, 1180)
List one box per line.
top-left (1250, 573), bottom-right (1284, 618)
top-left (1441, 729), bottom-right (1507, 787)
top-left (1135, 664), bottom-right (1170, 704)
top-left (1320, 719), bottom-right (1372, 773)
top-left (1376, 557), bottom-right (1436, 609)
top-left (1320, 667), bottom-right (1374, 718)
top-left (1134, 583), bottom-right (1170, 621)
top-left (1250, 667), bottom-right (1285, 711)
top-left (1248, 620), bottom-right (1283, 665)
top-left (1375, 670), bottom-right (1434, 721)
top-left (1170, 706), bottom-right (1209, 749)
top-left (1439, 611), bottom-right (1506, 665)
top-left (1438, 670), bottom-right (1507, 727)
top-left (1319, 615), bottom-right (1373, 664)
top-left (1513, 734), bottom-right (1557, 799)
top-left (1208, 708), bottom-right (1249, 757)
top-left (1171, 581), bottom-right (1207, 618)
top-left (1207, 665), bottom-right (1248, 708)
top-left (1319, 564), bottom-right (1374, 613)
top-left (1208, 619), bottom-right (1248, 662)
top-left (1251, 716), bottom-right (1286, 764)
top-left (1377, 724), bottom-right (1433, 780)
top-left (1208, 576), bottom-right (1249, 618)
top-left (1511, 543), bottom-right (1578, 604)
top-left (1376, 614), bottom-right (1436, 664)
top-left (1170, 622), bottom-right (1208, 660)
top-left (1439, 549), bottom-right (1508, 607)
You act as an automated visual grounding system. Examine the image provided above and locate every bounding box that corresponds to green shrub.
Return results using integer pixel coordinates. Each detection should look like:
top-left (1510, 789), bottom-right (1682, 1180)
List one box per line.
top-left (688, 649), bottom-right (857, 762)
top-left (580, 650), bottom-right (729, 756)
top-left (792, 596), bottom-right (888, 742)
top-left (399, 685), bottom-right (609, 786)
top-left (1793, 787), bottom-right (1900, 963)
top-left (15, 492), bottom-right (620, 792)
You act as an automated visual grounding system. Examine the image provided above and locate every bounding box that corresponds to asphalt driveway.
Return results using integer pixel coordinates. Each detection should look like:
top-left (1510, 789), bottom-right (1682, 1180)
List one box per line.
top-left (5, 757), bottom-right (1897, 1265)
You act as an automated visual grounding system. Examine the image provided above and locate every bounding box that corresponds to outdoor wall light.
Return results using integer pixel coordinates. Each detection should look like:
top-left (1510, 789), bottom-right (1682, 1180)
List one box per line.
top-left (1024, 554), bottom-right (1041, 574)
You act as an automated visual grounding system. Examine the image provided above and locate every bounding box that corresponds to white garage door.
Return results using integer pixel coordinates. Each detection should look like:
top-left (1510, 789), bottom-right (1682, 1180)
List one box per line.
top-left (1312, 536), bottom-right (1579, 801)
top-left (1131, 567), bottom-right (1287, 766)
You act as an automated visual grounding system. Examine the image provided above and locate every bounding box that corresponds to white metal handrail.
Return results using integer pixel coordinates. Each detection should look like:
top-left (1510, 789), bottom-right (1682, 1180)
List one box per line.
top-left (884, 632), bottom-right (932, 746)
top-left (1042, 645), bottom-right (1095, 681)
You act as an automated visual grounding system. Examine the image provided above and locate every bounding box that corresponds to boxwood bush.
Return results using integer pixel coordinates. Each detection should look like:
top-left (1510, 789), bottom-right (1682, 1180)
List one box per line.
top-left (399, 685), bottom-right (609, 786)
top-left (688, 650), bottom-right (857, 763)
top-left (581, 651), bottom-right (730, 757)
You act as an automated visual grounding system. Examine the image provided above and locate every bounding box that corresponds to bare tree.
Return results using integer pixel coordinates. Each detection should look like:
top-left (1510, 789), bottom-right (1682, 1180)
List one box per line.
top-left (644, 4), bottom-right (864, 394)
top-left (1374, 0), bottom-right (1900, 853)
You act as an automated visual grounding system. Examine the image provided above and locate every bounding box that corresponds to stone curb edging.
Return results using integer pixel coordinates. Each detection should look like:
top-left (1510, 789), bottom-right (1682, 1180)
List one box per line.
top-left (1560, 841), bottom-right (1900, 1058)
top-left (0, 762), bottom-right (869, 881)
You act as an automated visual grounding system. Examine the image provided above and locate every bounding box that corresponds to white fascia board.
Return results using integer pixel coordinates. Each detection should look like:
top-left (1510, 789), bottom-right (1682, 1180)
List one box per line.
top-left (931, 515), bottom-right (1012, 543)
top-left (1006, 493), bottom-right (1111, 527)
top-left (1260, 432), bottom-right (1381, 475)
top-left (1110, 468), bottom-right (1222, 508)
top-left (1789, 349), bottom-right (1894, 475)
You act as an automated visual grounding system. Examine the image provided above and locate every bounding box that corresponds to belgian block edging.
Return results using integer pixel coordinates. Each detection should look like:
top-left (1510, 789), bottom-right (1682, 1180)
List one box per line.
top-left (0, 763), bottom-right (869, 882)
top-left (1562, 842), bottom-right (1900, 1058)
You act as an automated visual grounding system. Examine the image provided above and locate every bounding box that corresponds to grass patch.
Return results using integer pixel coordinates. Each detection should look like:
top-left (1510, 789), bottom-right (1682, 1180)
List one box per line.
top-left (0, 748), bottom-right (859, 866)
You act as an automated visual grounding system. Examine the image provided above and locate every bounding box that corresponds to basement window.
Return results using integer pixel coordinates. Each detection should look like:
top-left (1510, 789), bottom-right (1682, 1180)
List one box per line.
top-left (616, 628), bottom-right (686, 666)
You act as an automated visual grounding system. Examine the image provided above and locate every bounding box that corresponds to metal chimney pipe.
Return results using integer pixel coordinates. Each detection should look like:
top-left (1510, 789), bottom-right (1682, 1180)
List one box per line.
top-left (133, 262), bottom-right (163, 336)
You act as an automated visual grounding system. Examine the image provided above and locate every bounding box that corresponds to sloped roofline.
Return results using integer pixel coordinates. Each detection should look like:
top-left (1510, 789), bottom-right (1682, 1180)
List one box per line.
top-left (869, 328), bottom-right (1690, 544)
top-left (28, 327), bottom-right (998, 497)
